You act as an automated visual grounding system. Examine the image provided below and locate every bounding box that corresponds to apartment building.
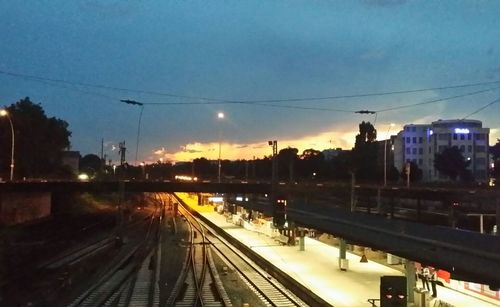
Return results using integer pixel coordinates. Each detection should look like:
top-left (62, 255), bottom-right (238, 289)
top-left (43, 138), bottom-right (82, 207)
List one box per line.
top-left (393, 119), bottom-right (489, 182)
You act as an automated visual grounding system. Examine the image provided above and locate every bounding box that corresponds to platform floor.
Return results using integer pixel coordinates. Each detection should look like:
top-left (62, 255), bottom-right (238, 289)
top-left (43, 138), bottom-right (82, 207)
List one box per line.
top-left (200, 211), bottom-right (500, 307)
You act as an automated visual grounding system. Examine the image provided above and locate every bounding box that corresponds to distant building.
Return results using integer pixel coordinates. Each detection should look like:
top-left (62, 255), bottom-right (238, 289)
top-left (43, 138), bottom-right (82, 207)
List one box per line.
top-left (392, 119), bottom-right (489, 182)
top-left (375, 135), bottom-right (397, 175)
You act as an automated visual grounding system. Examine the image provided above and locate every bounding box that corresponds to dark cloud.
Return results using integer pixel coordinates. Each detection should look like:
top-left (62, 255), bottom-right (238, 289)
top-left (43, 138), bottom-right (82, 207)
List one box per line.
top-left (236, 145), bottom-right (248, 149)
top-left (180, 146), bottom-right (203, 154)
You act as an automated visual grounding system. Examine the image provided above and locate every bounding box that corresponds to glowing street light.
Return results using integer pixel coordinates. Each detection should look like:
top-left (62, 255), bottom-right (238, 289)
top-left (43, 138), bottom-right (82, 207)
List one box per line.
top-left (217, 112), bottom-right (225, 183)
top-left (0, 109), bottom-right (15, 181)
top-left (384, 123), bottom-right (395, 187)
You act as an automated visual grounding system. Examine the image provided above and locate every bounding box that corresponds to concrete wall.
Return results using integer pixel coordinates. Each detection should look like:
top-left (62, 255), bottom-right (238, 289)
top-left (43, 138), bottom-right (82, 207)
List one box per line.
top-left (0, 192), bottom-right (51, 226)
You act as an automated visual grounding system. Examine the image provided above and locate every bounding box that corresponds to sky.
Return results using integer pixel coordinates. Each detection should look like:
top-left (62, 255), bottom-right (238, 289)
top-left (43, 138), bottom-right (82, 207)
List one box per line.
top-left (1, 0), bottom-right (500, 163)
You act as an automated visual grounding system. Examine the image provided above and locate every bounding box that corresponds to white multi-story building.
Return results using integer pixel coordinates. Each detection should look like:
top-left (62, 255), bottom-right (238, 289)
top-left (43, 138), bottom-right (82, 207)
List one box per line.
top-left (393, 119), bottom-right (489, 182)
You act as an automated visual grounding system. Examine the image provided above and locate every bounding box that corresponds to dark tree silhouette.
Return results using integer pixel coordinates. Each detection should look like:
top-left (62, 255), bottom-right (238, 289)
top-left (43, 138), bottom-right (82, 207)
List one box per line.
top-left (328, 151), bottom-right (354, 180)
top-left (0, 97), bottom-right (71, 178)
top-left (80, 154), bottom-right (101, 177)
top-left (491, 139), bottom-right (500, 180)
top-left (400, 161), bottom-right (423, 183)
top-left (299, 149), bottom-right (325, 179)
top-left (434, 146), bottom-right (471, 181)
top-left (193, 158), bottom-right (214, 178)
top-left (355, 121), bottom-right (377, 147)
top-left (353, 121), bottom-right (378, 182)
top-left (277, 147), bottom-right (298, 182)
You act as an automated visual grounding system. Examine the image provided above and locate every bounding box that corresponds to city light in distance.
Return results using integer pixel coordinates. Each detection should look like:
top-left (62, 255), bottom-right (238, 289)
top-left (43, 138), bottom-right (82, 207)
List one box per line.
top-left (174, 175), bottom-right (198, 182)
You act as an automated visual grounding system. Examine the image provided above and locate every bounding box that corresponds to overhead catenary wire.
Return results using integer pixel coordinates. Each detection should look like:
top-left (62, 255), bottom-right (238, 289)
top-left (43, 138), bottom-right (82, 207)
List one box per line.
top-left (9, 75), bottom-right (123, 103)
top-left (2, 68), bottom-right (500, 104)
top-left (374, 85), bottom-right (500, 113)
top-left (462, 97), bottom-right (500, 119)
top-left (3, 69), bottom-right (500, 117)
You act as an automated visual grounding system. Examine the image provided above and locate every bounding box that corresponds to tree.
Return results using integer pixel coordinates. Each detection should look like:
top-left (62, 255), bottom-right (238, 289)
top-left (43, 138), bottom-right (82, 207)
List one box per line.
top-left (353, 121), bottom-right (378, 182)
top-left (328, 150), bottom-right (354, 180)
top-left (434, 146), bottom-right (471, 181)
top-left (355, 121), bottom-right (377, 147)
top-left (277, 147), bottom-right (298, 182)
top-left (193, 158), bottom-right (215, 179)
top-left (80, 154), bottom-right (101, 177)
top-left (299, 149), bottom-right (325, 179)
top-left (0, 97), bottom-right (71, 178)
top-left (491, 139), bottom-right (500, 180)
top-left (400, 161), bottom-right (422, 183)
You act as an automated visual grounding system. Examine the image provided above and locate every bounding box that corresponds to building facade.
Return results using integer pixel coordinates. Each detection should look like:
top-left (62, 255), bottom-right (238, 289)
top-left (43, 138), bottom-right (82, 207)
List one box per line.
top-left (393, 119), bottom-right (489, 182)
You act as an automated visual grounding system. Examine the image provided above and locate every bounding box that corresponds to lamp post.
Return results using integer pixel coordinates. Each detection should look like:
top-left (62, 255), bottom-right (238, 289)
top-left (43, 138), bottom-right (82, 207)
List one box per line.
top-left (217, 112), bottom-right (224, 183)
top-left (268, 140), bottom-right (277, 185)
top-left (0, 109), bottom-right (14, 181)
top-left (383, 123), bottom-right (395, 187)
top-left (121, 99), bottom-right (144, 165)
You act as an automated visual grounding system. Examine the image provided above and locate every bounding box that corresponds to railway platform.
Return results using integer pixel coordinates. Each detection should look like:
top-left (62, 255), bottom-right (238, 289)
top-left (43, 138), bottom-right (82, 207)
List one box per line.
top-left (200, 211), bottom-right (500, 307)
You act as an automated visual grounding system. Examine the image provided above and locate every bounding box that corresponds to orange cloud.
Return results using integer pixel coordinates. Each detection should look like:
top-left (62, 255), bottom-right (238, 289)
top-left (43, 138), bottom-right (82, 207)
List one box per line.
top-left (149, 126), bottom-right (364, 162)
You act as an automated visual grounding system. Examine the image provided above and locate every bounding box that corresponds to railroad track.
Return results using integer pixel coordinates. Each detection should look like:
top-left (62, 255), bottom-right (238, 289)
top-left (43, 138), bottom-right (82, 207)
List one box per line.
top-left (40, 211), bottom-right (156, 270)
top-left (173, 198), bottom-right (307, 307)
top-left (67, 207), bottom-right (161, 307)
top-left (166, 204), bottom-right (231, 307)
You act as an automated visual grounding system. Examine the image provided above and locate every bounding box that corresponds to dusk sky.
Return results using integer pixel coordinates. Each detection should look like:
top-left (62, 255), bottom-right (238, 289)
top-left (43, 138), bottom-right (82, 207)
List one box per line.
top-left (1, 0), bottom-right (500, 163)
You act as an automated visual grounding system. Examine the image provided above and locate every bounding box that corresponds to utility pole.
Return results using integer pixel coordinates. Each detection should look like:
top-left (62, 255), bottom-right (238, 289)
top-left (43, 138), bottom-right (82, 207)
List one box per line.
top-left (100, 138), bottom-right (104, 172)
top-left (269, 140), bottom-right (278, 185)
top-left (406, 162), bottom-right (411, 188)
top-left (119, 141), bottom-right (126, 166)
top-left (121, 99), bottom-right (144, 165)
top-left (384, 123), bottom-right (395, 187)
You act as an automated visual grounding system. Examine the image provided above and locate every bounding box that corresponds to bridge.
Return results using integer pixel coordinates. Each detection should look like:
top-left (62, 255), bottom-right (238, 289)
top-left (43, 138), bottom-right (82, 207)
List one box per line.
top-left (2, 180), bottom-right (500, 287)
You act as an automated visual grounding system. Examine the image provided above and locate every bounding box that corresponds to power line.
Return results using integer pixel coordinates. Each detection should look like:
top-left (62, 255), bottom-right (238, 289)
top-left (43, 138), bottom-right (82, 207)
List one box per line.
top-left (0, 69), bottom-right (226, 103)
top-left (462, 97), bottom-right (500, 119)
top-left (2, 68), bottom-right (500, 104)
top-left (5, 74), bottom-right (122, 102)
top-left (3, 68), bottom-right (500, 116)
top-left (245, 102), bottom-right (354, 113)
top-left (235, 80), bottom-right (500, 104)
top-left (375, 85), bottom-right (500, 113)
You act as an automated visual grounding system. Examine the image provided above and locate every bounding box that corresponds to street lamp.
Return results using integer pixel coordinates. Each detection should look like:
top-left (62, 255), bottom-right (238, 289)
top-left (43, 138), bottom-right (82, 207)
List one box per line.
top-left (383, 123), bottom-right (395, 187)
top-left (268, 140), bottom-right (277, 184)
top-left (217, 112), bottom-right (224, 183)
top-left (0, 109), bottom-right (14, 181)
top-left (121, 99), bottom-right (144, 165)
